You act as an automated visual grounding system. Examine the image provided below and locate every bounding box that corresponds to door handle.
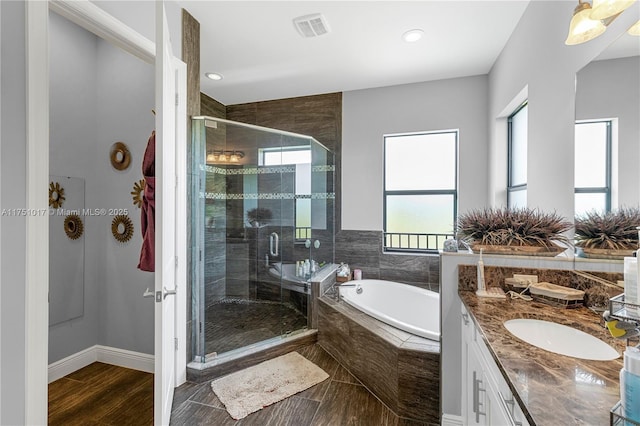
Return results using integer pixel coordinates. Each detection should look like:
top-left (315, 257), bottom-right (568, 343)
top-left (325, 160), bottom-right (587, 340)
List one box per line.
top-left (143, 288), bottom-right (154, 298)
top-left (163, 286), bottom-right (177, 299)
top-left (155, 287), bottom-right (177, 302)
top-left (270, 232), bottom-right (279, 257)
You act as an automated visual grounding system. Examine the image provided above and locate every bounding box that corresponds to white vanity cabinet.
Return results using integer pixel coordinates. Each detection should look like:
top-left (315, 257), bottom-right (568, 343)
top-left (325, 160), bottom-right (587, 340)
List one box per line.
top-left (461, 303), bottom-right (530, 426)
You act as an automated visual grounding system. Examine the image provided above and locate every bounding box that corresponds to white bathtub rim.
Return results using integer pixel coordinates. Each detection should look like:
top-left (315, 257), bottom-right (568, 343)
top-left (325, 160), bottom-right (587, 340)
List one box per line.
top-left (342, 297), bottom-right (440, 341)
top-left (339, 279), bottom-right (440, 342)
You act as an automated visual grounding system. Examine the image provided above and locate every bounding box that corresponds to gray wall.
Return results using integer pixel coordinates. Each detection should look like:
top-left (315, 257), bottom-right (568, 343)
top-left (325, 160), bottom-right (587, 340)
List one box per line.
top-left (1, 3), bottom-right (27, 423)
top-left (94, 22), bottom-right (155, 356)
top-left (576, 56), bottom-right (640, 208)
top-left (339, 76), bottom-right (489, 294)
top-left (0, 2), bottom-right (184, 422)
top-left (48, 11), bottom-right (100, 362)
top-left (341, 75), bottom-right (489, 231)
top-left (49, 11), bottom-right (155, 364)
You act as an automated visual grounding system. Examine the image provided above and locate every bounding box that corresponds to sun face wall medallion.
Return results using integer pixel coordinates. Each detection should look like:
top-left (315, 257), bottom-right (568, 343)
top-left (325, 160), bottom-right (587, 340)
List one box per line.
top-left (110, 142), bottom-right (131, 171)
top-left (64, 214), bottom-right (84, 240)
top-left (131, 179), bottom-right (145, 208)
top-left (49, 182), bottom-right (66, 208)
top-left (111, 214), bottom-right (134, 243)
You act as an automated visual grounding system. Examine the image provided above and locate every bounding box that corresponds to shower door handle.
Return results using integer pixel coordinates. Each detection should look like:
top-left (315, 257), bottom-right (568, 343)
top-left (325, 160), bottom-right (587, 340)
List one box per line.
top-left (270, 232), bottom-right (279, 257)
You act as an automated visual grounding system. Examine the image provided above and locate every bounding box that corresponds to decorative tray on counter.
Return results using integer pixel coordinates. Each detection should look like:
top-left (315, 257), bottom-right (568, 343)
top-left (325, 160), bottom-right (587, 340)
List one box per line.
top-left (610, 401), bottom-right (640, 426)
top-left (609, 293), bottom-right (640, 323)
top-left (529, 282), bottom-right (585, 308)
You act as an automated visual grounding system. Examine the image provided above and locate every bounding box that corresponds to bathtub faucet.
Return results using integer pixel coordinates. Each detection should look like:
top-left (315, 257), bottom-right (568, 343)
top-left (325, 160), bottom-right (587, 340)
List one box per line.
top-left (336, 282), bottom-right (363, 294)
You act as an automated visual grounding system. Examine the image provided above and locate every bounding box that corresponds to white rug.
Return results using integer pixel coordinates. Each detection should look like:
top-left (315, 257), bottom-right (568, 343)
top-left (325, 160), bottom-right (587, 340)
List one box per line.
top-left (211, 351), bottom-right (329, 420)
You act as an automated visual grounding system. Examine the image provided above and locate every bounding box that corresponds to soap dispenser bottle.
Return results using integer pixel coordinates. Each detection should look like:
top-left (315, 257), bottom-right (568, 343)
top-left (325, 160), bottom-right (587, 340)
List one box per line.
top-left (622, 347), bottom-right (640, 423)
top-left (624, 252), bottom-right (639, 318)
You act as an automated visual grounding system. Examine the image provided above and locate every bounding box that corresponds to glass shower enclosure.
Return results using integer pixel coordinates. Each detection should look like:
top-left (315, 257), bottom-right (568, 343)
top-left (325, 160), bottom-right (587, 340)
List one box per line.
top-left (190, 116), bottom-right (334, 363)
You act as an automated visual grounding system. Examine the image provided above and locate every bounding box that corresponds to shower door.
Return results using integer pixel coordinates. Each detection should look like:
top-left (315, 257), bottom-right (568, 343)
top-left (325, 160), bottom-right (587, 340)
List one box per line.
top-left (191, 117), bottom-right (316, 363)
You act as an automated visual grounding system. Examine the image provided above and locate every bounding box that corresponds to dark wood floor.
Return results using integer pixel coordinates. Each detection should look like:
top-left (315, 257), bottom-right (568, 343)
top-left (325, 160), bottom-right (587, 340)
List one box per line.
top-left (48, 362), bottom-right (153, 426)
top-left (49, 345), bottom-right (431, 425)
top-left (171, 344), bottom-right (430, 426)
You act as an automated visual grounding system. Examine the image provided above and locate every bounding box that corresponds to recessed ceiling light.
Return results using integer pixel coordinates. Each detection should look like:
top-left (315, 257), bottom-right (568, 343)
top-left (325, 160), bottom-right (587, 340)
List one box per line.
top-left (402, 29), bottom-right (424, 43)
top-left (205, 72), bottom-right (223, 81)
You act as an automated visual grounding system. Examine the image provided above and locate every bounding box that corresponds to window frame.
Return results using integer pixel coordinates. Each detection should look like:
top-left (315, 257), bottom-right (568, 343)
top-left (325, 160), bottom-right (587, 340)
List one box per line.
top-left (382, 130), bottom-right (459, 253)
top-left (574, 119), bottom-right (612, 214)
top-left (507, 101), bottom-right (528, 208)
top-left (257, 145), bottom-right (313, 240)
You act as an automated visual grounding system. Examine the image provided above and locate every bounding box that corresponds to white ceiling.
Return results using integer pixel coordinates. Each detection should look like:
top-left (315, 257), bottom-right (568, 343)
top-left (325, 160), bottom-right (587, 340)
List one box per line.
top-left (180, 1), bottom-right (531, 105)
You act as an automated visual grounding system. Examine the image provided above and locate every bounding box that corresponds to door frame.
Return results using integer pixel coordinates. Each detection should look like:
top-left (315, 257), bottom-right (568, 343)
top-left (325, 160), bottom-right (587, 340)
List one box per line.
top-left (26, 1), bottom-right (187, 423)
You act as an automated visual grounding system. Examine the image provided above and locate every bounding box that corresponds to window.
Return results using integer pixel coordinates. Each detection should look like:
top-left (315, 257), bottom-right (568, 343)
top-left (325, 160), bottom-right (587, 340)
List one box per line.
top-left (261, 147), bottom-right (311, 166)
top-left (575, 120), bottom-right (611, 215)
top-left (259, 146), bottom-right (312, 239)
top-left (383, 131), bottom-right (457, 252)
top-left (507, 102), bottom-right (528, 208)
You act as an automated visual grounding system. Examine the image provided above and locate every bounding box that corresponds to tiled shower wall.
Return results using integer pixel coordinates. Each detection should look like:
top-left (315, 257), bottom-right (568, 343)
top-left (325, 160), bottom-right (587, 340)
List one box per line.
top-left (184, 9), bottom-right (202, 364)
top-left (335, 230), bottom-right (441, 292)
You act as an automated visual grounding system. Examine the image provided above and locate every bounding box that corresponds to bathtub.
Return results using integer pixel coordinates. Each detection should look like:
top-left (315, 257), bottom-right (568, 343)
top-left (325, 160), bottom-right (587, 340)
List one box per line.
top-left (339, 279), bottom-right (440, 341)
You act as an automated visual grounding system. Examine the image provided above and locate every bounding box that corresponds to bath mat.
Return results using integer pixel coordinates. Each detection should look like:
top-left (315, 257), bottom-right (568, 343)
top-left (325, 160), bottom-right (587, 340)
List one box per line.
top-left (210, 351), bottom-right (329, 420)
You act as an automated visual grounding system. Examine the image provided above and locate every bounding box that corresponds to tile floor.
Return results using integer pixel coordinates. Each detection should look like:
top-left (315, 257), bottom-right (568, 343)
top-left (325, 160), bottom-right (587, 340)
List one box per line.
top-left (204, 298), bottom-right (308, 355)
top-left (171, 344), bottom-right (432, 425)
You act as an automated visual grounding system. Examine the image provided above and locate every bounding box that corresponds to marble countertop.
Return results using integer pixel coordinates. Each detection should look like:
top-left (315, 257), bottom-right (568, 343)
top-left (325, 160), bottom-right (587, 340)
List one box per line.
top-left (459, 290), bottom-right (626, 426)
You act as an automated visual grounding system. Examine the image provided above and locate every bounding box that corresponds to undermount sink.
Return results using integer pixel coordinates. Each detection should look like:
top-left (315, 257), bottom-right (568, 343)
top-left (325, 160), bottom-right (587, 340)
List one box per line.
top-left (503, 319), bottom-right (619, 361)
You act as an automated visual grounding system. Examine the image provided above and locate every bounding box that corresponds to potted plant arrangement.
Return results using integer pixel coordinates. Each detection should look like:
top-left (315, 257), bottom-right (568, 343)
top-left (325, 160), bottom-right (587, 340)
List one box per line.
top-left (246, 207), bottom-right (272, 228)
top-left (575, 207), bottom-right (640, 259)
top-left (457, 207), bottom-right (572, 256)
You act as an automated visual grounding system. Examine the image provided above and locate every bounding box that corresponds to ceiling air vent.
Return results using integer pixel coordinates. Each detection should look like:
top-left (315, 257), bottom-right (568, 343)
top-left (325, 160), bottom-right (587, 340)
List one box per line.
top-left (293, 13), bottom-right (330, 38)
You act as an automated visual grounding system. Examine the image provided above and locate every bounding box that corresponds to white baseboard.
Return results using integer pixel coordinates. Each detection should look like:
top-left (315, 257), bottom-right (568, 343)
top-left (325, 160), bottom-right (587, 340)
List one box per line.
top-left (48, 346), bottom-right (97, 383)
top-left (48, 345), bottom-right (154, 383)
top-left (95, 345), bottom-right (154, 374)
top-left (441, 414), bottom-right (464, 426)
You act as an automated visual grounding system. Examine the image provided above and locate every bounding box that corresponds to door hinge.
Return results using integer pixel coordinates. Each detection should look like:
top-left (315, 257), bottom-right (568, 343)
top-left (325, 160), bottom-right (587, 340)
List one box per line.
top-left (199, 322), bottom-right (202, 333)
top-left (175, 256), bottom-right (178, 267)
top-left (175, 93), bottom-right (179, 106)
top-left (174, 338), bottom-right (179, 351)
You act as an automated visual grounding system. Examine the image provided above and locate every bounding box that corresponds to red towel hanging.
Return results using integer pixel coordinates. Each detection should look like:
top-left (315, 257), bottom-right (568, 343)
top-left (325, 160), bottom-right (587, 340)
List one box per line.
top-left (138, 131), bottom-right (155, 272)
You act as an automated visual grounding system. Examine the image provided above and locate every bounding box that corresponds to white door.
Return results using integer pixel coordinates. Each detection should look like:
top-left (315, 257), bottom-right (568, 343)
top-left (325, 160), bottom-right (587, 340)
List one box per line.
top-left (155, 2), bottom-right (177, 424)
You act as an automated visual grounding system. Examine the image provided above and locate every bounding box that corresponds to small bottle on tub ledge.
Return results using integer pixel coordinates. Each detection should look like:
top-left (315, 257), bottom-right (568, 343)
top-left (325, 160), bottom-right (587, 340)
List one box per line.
top-left (336, 263), bottom-right (351, 283)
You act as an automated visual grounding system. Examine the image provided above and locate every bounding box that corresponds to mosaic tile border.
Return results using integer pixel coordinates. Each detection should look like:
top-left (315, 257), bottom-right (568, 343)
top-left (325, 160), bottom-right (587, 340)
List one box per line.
top-left (200, 164), bottom-right (335, 175)
top-left (201, 192), bottom-right (335, 200)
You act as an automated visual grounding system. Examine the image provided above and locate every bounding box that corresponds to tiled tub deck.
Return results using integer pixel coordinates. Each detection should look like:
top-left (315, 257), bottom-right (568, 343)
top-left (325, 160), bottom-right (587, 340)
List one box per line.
top-left (317, 296), bottom-right (440, 425)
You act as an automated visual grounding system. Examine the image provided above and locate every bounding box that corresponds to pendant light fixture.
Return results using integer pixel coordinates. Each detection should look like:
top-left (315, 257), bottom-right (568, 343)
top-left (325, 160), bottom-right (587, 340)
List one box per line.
top-left (565, 0), bottom-right (607, 45)
top-left (590, 0), bottom-right (636, 20)
top-left (206, 150), bottom-right (245, 164)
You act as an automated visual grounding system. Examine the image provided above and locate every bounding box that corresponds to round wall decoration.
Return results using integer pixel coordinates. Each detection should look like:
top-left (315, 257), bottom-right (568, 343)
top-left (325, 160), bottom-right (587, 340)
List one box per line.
top-left (110, 142), bottom-right (131, 171)
top-left (111, 214), bottom-right (134, 243)
top-left (49, 181), bottom-right (66, 208)
top-left (131, 179), bottom-right (145, 208)
top-left (64, 214), bottom-right (84, 240)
